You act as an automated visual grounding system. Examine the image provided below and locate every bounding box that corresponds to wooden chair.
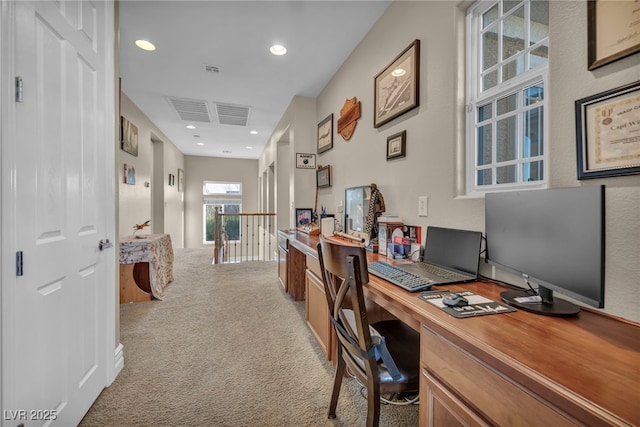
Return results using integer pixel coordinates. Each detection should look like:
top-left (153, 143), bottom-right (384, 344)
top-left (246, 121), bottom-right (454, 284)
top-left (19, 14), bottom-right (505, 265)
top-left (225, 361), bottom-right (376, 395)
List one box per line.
top-left (317, 239), bottom-right (420, 427)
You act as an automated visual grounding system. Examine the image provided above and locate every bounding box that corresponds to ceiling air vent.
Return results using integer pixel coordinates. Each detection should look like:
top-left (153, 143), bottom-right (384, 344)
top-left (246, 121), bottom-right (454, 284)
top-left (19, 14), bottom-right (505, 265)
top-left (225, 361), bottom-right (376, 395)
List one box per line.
top-left (215, 103), bottom-right (251, 126)
top-left (203, 64), bottom-right (221, 74)
top-left (167, 97), bottom-right (212, 123)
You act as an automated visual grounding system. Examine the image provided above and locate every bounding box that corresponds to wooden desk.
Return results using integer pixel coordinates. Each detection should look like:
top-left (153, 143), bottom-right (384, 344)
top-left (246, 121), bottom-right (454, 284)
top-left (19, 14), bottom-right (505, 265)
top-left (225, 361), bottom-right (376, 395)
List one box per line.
top-left (119, 234), bottom-right (174, 303)
top-left (280, 231), bottom-right (640, 426)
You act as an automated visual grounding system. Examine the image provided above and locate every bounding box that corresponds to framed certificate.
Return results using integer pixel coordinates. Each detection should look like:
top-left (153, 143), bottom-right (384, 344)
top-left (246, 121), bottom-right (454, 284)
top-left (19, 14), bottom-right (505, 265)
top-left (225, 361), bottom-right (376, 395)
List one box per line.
top-left (575, 81), bottom-right (640, 179)
top-left (587, 0), bottom-right (640, 70)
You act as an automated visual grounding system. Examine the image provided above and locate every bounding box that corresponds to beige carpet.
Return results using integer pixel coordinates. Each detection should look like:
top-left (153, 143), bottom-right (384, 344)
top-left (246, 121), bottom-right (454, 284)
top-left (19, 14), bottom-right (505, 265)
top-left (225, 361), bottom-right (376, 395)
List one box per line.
top-left (80, 248), bottom-right (418, 426)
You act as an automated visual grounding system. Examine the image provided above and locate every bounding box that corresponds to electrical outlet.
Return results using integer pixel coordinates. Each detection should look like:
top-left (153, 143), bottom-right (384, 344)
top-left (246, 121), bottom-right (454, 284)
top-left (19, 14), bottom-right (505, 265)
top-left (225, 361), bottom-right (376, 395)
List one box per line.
top-left (418, 196), bottom-right (428, 217)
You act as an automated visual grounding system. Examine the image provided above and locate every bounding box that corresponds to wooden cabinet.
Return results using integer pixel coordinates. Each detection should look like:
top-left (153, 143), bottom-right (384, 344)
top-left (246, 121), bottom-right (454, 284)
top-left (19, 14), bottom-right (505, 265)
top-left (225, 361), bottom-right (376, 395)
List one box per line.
top-left (278, 245), bottom-right (287, 291)
top-left (305, 254), bottom-right (336, 363)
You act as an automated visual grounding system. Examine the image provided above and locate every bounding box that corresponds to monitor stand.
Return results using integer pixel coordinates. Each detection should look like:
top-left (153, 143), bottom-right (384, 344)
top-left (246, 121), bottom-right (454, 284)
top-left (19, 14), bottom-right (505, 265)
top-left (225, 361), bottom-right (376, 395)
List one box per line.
top-left (500, 289), bottom-right (580, 317)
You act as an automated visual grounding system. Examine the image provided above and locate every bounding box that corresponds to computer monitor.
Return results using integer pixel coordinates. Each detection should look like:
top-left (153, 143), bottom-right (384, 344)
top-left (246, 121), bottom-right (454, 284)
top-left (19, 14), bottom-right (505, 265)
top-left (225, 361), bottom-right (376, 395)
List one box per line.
top-left (485, 186), bottom-right (605, 316)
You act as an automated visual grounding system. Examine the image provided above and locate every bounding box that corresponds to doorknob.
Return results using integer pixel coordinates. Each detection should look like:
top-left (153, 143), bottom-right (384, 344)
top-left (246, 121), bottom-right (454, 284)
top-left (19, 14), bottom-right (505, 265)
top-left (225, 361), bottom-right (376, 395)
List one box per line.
top-left (99, 239), bottom-right (113, 251)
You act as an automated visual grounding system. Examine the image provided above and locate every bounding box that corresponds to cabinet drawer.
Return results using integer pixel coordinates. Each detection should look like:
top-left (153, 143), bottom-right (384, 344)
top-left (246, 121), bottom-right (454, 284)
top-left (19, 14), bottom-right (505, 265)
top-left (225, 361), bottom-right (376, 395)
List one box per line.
top-left (421, 326), bottom-right (577, 427)
top-left (306, 254), bottom-right (322, 278)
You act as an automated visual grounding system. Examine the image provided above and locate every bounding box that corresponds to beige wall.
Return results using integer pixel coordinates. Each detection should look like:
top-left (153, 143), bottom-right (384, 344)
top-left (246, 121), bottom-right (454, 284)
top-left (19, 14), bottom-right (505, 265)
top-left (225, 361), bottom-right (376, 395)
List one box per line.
top-left (184, 155), bottom-right (259, 248)
top-left (261, 1), bottom-right (639, 322)
top-left (119, 93), bottom-right (185, 247)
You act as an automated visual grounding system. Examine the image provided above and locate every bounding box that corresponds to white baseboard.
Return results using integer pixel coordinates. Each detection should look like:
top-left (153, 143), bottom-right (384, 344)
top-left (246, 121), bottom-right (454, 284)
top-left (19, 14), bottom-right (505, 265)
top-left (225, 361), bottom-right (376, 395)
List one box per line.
top-left (109, 343), bottom-right (125, 386)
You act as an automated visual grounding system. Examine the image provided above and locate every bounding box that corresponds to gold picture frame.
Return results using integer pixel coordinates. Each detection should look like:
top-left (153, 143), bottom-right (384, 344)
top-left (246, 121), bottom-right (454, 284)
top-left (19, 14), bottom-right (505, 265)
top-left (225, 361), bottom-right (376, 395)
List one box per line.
top-left (587, 0), bottom-right (640, 70)
top-left (374, 39), bottom-right (420, 128)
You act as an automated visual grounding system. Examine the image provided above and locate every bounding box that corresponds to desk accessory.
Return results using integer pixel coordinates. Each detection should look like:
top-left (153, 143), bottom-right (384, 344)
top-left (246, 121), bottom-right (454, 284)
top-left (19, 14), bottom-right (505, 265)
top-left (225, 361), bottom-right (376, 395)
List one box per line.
top-left (419, 291), bottom-right (516, 318)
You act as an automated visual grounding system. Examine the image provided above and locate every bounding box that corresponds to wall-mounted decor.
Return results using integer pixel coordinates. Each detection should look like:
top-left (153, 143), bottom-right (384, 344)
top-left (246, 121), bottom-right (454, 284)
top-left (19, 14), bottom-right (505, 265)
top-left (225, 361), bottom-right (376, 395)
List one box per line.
top-left (295, 208), bottom-right (312, 227)
top-left (168, 174), bottom-right (175, 186)
top-left (296, 153), bottom-right (316, 169)
top-left (587, 0), bottom-right (640, 70)
top-left (575, 81), bottom-right (640, 179)
top-left (374, 39), bottom-right (420, 128)
top-left (316, 165), bottom-right (332, 188)
top-left (317, 114), bottom-right (333, 153)
top-left (386, 130), bottom-right (406, 160)
top-left (121, 116), bottom-right (138, 156)
top-left (337, 97), bottom-right (361, 141)
top-left (178, 168), bottom-right (184, 192)
top-left (124, 163), bottom-right (136, 185)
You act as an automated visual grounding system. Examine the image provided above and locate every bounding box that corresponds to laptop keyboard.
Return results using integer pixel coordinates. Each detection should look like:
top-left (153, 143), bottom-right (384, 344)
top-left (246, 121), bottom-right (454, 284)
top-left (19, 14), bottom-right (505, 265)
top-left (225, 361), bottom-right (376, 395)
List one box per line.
top-left (411, 262), bottom-right (470, 281)
top-left (367, 261), bottom-right (433, 292)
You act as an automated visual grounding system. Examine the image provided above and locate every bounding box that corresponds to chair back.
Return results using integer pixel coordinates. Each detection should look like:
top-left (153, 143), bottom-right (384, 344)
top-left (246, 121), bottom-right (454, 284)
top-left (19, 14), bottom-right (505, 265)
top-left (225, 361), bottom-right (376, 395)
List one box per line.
top-left (317, 239), bottom-right (377, 379)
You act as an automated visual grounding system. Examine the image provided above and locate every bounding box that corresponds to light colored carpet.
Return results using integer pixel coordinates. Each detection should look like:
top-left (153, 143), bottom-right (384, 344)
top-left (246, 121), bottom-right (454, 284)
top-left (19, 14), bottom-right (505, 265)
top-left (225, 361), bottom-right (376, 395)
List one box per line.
top-left (80, 248), bottom-right (418, 426)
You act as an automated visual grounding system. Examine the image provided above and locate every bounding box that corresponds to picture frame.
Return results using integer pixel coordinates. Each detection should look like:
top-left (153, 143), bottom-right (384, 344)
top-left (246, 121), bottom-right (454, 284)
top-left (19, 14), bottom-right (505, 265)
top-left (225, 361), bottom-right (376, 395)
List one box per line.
top-left (316, 165), bottom-right (332, 188)
top-left (374, 39), bottom-right (420, 128)
top-left (575, 81), bottom-right (640, 179)
top-left (296, 153), bottom-right (316, 169)
top-left (168, 174), bottom-right (175, 186)
top-left (386, 130), bottom-right (406, 160)
top-left (121, 116), bottom-right (138, 156)
top-left (177, 168), bottom-right (184, 192)
top-left (587, 0), bottom-right (640, 70)
top-left (317, 114), bottom-right (333, 153)
top-left (295, 208), bottom-right (313, 227)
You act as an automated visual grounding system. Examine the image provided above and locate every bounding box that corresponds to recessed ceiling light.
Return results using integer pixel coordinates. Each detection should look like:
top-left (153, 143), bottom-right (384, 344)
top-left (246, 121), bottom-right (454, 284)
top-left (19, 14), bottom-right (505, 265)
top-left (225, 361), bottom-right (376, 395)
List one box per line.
top-left (135, 39), bottom-right (156, 51)
top-left (270, 44), bottom-right (287, 56)
top-left (246, 146), bottom-right (253, 150)
top-left (196, 142), bottom-right (205, 146)
top-left (391, 68), bottom-right (406, 77)
top-left (250, 130), bottom-right (258, 135)
top-left (186, 125), bottom-right (196, 129)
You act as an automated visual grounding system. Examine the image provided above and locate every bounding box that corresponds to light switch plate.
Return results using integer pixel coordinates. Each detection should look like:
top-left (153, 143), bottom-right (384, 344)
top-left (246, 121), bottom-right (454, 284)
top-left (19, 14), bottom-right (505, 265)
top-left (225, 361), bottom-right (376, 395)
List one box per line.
top-left (418, 196), bottom-right (428, 217)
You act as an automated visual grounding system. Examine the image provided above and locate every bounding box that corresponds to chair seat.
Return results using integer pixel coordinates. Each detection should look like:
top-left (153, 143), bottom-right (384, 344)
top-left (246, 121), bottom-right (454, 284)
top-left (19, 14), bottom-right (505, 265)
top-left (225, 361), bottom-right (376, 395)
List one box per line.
top-left (369, 320), bottom-right (420, 385)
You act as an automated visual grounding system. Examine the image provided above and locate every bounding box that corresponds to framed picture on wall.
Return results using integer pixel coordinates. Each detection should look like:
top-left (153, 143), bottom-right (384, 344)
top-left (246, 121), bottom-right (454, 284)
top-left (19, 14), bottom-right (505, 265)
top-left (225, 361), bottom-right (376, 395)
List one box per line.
top-left (317, 114), bottom-right (333, 154)
top-left (386, 130), bottom-right (406, 160)
top-left (178, 168), bottom-right (184, 192)
top-left (374, 39), bottom-right (420, 128)
top-left (587, 0), bottom-right (640, 70)
top-left (121, 116), bottom-right (138, 156)
top-left (575, 81), bottom-right (640, 179)
top-left (316, 165), bottom-right (332, 188)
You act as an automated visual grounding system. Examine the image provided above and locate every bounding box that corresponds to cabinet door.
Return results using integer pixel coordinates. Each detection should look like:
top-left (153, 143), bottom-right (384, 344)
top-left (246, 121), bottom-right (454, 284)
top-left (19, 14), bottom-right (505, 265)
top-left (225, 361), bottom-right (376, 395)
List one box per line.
top-left (420, 369), bottom-right (489, 427)
top-left (278, 247), bottom-right (287, 291)
top-left (305, 270), bottom-right (335, 363)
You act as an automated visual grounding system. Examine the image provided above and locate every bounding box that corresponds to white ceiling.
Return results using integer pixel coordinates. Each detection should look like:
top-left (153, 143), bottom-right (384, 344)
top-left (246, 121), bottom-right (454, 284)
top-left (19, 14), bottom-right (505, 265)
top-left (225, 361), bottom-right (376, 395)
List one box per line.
top-left (119, 0), bottom-right (391, 159)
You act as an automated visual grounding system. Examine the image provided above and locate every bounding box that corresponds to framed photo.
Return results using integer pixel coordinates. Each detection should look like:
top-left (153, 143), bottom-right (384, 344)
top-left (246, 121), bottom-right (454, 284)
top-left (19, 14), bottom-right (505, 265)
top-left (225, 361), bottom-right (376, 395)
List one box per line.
top-left (317, 114), bottom-right (333, 153)
top-left (168, 174), bottom-right (175, 186)
top-left (177, 168), bottom-right (184, 192)
top-left (386, 130), bottom-right (406, 160)
top-left (295, 208), bottom-right (312, 227)
top-left (575, 81), bottom-right (640, 179)
top-left (374, 39), bottom-right (420, 128)
top-left (121, 116), bottom-right (138, 156)
top-left (588, 0), bottom-right (640, 70)
top-left (296, 153), bottom-right (316, 169)
top-left (316, 165), bottom-right (332, 188)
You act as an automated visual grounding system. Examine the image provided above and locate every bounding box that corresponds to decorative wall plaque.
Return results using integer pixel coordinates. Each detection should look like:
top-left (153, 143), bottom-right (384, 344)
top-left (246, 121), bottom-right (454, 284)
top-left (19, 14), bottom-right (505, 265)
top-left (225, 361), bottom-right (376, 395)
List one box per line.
top-left (337, 97), bottom-right (361, 141)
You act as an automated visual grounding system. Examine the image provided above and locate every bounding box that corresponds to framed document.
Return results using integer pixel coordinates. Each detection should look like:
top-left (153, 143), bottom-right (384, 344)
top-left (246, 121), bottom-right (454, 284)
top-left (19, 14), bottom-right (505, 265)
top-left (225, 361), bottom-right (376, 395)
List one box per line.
top-left (575, 81), bottom-right (640, 179)
top-left (316, 165), bottom-right (332, 188)
top-left (386, 130), bottom-right (406, 160)
top-left (587, 0), bottom-right (640, 70)
top-left (296, 153), bottom-right (316, 169)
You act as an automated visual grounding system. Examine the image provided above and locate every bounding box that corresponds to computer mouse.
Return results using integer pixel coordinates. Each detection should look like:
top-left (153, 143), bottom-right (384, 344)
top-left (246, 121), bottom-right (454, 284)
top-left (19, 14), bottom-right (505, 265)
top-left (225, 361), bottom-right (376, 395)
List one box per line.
top-left (442, 293), bottom-right (469, 308)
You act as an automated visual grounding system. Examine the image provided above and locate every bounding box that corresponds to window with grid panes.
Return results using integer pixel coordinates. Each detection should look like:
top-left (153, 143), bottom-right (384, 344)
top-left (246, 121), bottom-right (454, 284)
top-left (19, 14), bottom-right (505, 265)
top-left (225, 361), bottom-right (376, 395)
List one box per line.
top-left (466, 0), bottom-right (548, 193)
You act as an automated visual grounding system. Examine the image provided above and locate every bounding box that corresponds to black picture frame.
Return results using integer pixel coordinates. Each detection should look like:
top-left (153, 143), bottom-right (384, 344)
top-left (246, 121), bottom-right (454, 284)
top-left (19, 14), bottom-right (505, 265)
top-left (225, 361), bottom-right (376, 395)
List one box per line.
top-left (575, 81), bottom-right (640, 179)
top-left (386, 130), bottom-right (406, 160)
top-left (587, 0), bottom-right (640, 70)
top-left (316, 165), bottom-right (332, 188)
top-left (295, 208), bottom-right (313, 227)
top-left (374, 39), bottom-right (420, 128)
top-left (317, 114), bottom-right (333, 154)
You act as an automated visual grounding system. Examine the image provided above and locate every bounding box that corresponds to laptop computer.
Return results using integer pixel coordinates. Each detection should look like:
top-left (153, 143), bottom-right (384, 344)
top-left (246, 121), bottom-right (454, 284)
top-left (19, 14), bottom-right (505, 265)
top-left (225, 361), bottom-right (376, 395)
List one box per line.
top-left (382, 226), bottom-right (483, 286)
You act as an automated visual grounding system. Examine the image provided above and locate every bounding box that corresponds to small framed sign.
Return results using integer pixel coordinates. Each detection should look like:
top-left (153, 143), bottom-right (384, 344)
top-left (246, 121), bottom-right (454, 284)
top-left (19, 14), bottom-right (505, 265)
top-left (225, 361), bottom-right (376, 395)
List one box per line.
top-left (296, 153), bottom-right (316, 169)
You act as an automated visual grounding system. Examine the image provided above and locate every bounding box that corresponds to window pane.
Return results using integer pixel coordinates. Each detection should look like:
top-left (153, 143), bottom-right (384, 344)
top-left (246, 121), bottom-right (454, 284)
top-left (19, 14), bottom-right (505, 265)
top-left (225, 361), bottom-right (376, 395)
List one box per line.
top-left (503, 0), bottom-right (521, 14)
top-left (482, 25), bottom-right (499, 70)
top-left (204, 182), bottom-right (241, 195)
top-left (522, 160), bottom-right (543, 182)
top-left (477, 169), bottom-right (493, 186)
top-left (223, 205), bottom-right (241, 241)
top-left (477, 125), bottom-right (492, 166)
top-left (496, 115), bottom-right (517, 162)
top-left (497, 165), bottom-right (517, 184)
top-left (530, 0), bottom-right (549, 45)
top-left (478, 103), bottom-right (493, 121)
top-left (523, 106), bottom-right (543, 157)
top-left (497, 93), bottom-right (518, 115)
top-left (501, 56), bottom-right (525, 82)
top-left (482, 69), bottom-right (499, 91)
top-left (524, 85), bottom-right (543, 105)
top-left (502, 6), bottom-right (525, 61)
top-left (482, 4), bottom-right (499, 28)
top-left (529, 42), bottom-right (548, 69)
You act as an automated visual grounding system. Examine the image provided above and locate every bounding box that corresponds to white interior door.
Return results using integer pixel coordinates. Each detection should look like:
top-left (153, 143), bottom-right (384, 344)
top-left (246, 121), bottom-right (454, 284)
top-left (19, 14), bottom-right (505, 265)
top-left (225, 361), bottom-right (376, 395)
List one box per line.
top-left (2, 1), bottom-right (115, 426)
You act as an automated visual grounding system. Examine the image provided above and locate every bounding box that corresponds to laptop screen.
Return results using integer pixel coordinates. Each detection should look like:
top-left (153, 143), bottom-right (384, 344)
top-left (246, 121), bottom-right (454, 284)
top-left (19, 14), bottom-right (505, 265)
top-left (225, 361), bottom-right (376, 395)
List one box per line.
top-left (422, 226), bottom-right (483, 276)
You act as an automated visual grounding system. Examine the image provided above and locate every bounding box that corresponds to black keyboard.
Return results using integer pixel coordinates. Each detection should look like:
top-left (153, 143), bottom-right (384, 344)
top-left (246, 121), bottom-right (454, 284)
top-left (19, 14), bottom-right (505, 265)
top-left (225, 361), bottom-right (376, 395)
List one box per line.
top-left (368, 261), bottom-right (433, 292)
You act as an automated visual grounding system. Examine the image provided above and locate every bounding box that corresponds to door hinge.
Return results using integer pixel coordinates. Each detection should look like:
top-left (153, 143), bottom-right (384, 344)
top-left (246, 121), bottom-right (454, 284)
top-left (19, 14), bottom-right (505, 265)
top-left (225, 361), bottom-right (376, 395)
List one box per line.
top-left (15, 76), bottom-right (23, 103)
top-left (16, 251), bottom-right (23, 276)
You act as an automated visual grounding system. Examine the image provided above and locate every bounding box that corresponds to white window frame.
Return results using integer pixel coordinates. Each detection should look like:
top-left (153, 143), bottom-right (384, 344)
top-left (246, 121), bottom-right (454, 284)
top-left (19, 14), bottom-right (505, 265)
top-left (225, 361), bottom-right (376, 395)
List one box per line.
top-left (203, 181), bottom-right (243, 244)
top-left (465, 0), bottom-right (549, 194)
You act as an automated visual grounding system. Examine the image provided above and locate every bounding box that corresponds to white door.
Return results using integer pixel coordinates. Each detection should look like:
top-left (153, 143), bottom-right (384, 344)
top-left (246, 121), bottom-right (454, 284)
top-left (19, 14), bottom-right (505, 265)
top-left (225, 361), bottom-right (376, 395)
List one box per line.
top-left (1, 1), bottom-right (115, 426)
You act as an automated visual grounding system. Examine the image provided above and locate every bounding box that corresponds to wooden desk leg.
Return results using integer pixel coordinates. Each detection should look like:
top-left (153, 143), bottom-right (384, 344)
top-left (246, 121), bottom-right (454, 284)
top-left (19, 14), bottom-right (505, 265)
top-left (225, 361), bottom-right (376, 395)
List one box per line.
top-left (120, 263), bottom-right (152, 303)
